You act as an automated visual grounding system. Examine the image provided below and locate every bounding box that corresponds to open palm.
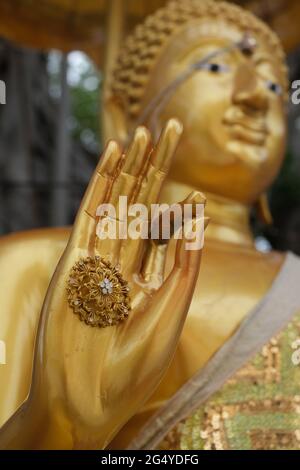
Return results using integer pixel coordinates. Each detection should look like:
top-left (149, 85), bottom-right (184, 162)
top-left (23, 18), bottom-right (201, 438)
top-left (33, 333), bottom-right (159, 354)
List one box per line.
top-left (0, 120), bottom-right (206, 449)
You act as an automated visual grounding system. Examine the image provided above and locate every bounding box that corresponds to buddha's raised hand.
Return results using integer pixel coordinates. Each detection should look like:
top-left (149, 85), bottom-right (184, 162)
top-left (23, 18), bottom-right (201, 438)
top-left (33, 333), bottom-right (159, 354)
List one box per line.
top-left (0, 119), bottom-right (206, 450)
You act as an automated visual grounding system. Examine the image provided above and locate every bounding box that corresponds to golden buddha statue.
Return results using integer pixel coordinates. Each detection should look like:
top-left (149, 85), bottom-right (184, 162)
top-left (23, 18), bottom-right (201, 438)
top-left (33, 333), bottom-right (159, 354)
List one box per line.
top-left (105, 0), bottom-right (300, 448)
top-left (0, 0), bottom-right (300, 450)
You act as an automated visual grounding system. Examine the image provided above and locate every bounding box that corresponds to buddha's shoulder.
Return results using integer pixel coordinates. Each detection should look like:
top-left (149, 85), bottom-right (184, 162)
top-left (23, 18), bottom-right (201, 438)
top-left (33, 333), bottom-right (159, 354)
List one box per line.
top-left (202, 238), bottom-right (286, 275)
top-left (0, 227), bottom-right (71, 268)
top-left (194, 239), bottom-right (287, 307)
top-left (0, 226), bottom-right (71, 248)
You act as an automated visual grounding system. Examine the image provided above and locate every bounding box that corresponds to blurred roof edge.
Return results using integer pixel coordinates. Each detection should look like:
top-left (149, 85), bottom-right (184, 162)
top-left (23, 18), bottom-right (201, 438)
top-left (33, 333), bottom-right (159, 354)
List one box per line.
top-left (1, 0), bottom-right (300, 66)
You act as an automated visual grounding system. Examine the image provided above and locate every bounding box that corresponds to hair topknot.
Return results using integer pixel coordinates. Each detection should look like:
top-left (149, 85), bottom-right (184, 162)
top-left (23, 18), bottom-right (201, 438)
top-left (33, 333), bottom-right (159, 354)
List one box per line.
top-left (111, 0), bottom-right (288, 121)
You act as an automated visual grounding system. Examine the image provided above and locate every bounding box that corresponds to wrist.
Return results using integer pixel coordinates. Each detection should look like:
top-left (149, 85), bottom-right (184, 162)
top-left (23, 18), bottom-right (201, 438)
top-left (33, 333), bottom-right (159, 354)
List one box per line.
top-left (0, 391), bottom-right (74, 449)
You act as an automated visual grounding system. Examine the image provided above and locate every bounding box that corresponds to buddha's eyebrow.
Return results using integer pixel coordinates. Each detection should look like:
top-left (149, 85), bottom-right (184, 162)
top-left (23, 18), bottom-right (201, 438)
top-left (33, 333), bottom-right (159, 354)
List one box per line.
top-left (250, 47), bottom-right (282, 66)
top-left (252, 55), bottom-right (285, 89)
top-left (252, 55), bottom-right (282, 77)
top-left (182, 46), bottom-right (241, 68)
top-left (178, 39), bottom-right (238, 61)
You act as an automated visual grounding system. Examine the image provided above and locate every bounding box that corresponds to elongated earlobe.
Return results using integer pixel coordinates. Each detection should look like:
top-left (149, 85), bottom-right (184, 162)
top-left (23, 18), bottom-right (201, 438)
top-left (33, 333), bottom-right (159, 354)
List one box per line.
top-left (256, 193), bottom-right (273, 225)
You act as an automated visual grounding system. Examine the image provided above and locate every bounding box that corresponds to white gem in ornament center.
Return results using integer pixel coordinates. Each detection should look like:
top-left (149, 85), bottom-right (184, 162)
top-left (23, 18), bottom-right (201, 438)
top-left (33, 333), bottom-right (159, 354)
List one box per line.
top-left (100, 278), bottom-right (113, 295)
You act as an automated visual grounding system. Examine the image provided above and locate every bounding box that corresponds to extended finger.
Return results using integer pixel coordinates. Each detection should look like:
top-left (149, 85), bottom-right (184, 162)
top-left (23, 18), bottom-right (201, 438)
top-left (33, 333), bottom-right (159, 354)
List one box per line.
top-left (149, 190), bottom-right (206, 245)
top-left (81, 140), bottom-right (122, 218)
top-left (71, 141), bottom-right (122, 249)
top-left (152, 118), bottom-right (183, 172)
top-left (134, 119), bottom-right (183, 207)
top-left (108, 127), bottom-right (152, 210)
top-left (95, 128), bottom-right (152, 260)
top-left (173, 217), bottom-right (207, 272)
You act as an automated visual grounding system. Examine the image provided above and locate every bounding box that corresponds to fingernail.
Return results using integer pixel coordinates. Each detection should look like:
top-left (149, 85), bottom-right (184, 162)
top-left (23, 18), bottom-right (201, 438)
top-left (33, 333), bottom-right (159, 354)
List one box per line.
top-left (167, 118), bottom-right (183, 136)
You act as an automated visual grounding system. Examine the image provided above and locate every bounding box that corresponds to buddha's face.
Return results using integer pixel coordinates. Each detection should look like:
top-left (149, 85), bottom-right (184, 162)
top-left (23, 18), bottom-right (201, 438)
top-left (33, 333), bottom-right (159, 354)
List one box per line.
top-left (141, 19), bottom-right (287, 204)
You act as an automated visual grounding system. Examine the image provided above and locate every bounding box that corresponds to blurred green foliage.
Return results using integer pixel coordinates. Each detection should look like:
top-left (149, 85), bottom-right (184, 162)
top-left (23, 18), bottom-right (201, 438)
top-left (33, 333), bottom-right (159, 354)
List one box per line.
top-left (48, 51), bottom-right (101, 154)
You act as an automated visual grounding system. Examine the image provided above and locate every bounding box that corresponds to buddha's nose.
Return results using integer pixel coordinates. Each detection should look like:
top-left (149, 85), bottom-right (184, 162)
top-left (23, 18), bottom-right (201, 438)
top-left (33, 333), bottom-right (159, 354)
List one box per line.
top-left (232, 63), bottom-right (269, 113)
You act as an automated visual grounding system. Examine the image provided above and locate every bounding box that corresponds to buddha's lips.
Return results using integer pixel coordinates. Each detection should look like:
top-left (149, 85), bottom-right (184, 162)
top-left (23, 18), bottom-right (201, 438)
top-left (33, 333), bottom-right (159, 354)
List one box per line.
top-left (223, 116), bottom-right (269, 146)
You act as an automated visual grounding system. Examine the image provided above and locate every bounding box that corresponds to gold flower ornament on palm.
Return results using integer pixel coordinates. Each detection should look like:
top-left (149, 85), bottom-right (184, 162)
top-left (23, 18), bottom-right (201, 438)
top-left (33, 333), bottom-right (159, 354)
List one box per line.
top-left (67, 256), bottom-right (131, 328)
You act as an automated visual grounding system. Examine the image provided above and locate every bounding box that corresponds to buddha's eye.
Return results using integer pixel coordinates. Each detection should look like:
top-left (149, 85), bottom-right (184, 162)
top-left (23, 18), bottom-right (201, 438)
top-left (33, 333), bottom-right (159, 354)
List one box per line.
top-left (200, 62), bottom-right (230, 73)
top-left (266, 80), bottom-right (282, 96)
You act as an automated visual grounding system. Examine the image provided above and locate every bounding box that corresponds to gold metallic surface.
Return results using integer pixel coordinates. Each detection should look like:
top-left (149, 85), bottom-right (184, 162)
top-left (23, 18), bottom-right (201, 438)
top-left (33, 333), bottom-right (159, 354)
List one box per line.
top-left (110, 0), bottom-right (288, 129)
top-left (106, 0), bottom-right (289, 448)
top-left (0, 0), bottom-right (292, 450)
top-left (67, 257), bottom-right (131, 328)
top-left (0, 121), bottom-right (204, 449)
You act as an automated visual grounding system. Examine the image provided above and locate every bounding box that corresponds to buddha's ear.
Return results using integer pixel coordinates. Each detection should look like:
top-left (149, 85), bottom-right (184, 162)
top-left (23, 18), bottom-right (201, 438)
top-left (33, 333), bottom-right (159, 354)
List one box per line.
top-left (102, 95), bottom-right (129, 146)
top-left (256, 193), bottom-right (273, 225)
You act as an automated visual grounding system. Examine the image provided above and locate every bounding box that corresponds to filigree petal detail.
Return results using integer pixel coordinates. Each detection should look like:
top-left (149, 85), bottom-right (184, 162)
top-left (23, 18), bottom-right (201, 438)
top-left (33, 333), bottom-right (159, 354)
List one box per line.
top-left (67, 256), bottom-right (131, 328)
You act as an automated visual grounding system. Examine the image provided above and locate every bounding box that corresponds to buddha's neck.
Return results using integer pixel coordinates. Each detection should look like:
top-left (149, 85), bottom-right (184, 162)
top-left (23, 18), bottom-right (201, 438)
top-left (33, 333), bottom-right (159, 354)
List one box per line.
top-left (161, 180), bottom-right (254, 248)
